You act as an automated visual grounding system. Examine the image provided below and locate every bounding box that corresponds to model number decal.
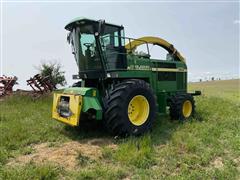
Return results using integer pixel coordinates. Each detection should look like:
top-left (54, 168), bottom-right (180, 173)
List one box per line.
top-left (127, 65), bottom-right (150, 70)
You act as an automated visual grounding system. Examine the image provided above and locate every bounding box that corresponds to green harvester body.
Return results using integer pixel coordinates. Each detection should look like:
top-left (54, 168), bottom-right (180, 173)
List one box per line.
top-left (52, 17), bottom-right (200, 135)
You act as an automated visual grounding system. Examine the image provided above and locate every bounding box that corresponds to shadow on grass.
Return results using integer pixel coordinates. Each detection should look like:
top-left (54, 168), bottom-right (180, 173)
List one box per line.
top-left (58, 113), bottom-right (203, 146)
top-left (59, 120), bottom-right (112, 142)
top-left (150, 114), bottom-right (179, 146)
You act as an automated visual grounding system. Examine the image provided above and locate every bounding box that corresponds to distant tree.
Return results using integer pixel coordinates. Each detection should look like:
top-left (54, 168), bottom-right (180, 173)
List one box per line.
top-left (211, 77), bottom-right (215, 81)
top-left (37, 61), bottom-right (66, 88)
top-left (199, 79), bottom-right (202, 82)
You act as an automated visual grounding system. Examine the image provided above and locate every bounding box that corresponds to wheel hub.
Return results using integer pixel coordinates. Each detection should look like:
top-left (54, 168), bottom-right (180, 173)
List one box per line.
top-left (182, 100), bottom-right (192, 118)
top-left (128, 95), bottom-right (150, 126)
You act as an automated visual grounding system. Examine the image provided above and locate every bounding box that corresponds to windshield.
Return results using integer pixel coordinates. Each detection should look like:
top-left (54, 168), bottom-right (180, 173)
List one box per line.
top-left (68, 24), bottom-right (102, 71)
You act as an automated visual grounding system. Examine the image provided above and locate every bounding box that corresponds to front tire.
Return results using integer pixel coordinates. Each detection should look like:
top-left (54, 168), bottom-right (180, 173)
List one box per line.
top-left (103, 79), bottom-right (157, 136)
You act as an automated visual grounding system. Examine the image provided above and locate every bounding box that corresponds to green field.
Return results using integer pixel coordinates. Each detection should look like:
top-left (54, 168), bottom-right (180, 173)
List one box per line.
top-left (0, 79), bottom-right (239, 179)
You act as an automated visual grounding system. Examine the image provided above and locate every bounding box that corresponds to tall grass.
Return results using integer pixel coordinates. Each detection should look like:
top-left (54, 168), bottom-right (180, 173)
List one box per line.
top-left (0, 80), bottom-right (239, 179)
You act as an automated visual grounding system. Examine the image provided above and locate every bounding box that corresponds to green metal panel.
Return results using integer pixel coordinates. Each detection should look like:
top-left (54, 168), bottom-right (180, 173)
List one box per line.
top-left (157, 81), bottom-right (177, 92)
top-left (63, 87), bottom-right (98, 96)
top-left (157, 92), bottom-right (167, 114)
top-left (82, 96), bottom-right (102, 120)
top-left (63, 87), bottom-right (102, 120)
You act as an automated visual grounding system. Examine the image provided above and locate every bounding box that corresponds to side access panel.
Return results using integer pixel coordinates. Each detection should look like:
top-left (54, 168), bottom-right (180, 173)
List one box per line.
top-left (52, 93), bottom-right (82, 126)
top-left (157, 92), bottom-right (167, 114)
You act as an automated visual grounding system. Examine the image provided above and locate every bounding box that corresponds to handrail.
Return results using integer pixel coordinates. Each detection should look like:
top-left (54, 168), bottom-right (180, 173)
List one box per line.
top-left (101, 35), bottom-right (151, 57)
top-left (124, 36), bottom-right (186, 63)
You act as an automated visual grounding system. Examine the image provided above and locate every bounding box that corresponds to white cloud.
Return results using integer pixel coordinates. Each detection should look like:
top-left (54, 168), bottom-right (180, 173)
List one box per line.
top-left (233, 20), bottom-right (240, 24)
top-left (204, 72), bottom-right (211, 75)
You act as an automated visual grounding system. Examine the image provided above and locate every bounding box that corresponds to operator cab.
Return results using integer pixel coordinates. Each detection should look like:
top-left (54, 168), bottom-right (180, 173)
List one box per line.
top-left (65, 17), bottom-right (126, 79)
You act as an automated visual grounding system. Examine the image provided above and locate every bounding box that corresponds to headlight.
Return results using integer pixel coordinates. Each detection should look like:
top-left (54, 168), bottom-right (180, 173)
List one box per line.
top-left (57, 96), bottom-right (72, 118)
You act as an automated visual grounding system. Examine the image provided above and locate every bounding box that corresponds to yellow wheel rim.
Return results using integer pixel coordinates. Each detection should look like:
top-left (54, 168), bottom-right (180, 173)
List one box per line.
top-left (182, 100), bottom-right (192, 118)
top-left (128, 95), bottom-right (150, 126)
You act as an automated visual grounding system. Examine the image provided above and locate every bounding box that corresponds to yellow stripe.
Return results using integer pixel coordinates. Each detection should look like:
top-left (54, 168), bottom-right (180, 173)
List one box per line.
top-left (127, 67), bottom-right (187, 72)
top-left (151, 68), bottom-right (187, 72)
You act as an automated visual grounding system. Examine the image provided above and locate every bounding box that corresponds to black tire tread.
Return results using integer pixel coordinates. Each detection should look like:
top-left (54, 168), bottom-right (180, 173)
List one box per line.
top-left (103, 79), bottom-right (157, 136)
top-left (169, 93), bottom-right (195, 120)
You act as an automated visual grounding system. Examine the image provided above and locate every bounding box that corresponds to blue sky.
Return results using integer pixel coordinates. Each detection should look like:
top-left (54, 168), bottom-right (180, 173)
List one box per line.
top-left (0, 1), bottom-right (239, 89)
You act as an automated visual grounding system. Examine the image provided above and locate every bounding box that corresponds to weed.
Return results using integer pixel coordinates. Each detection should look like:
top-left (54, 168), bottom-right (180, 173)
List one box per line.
top-left (76, 151), bottom-right (91, 167)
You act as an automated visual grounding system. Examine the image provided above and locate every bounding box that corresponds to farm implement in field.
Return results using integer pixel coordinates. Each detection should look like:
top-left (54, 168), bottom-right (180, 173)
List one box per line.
top-left (0, 76), bottom-right (18, 97)
top-left (27, 74), bottom-right (55, 94)
top-left (52, 17), bottom-right (201, 136)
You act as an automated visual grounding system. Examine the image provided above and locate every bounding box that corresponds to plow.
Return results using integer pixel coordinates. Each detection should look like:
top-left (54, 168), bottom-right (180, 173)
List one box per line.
top-left (52, 17), bottom-right (201, 136)
top-left (0, 74), bottom-right (55, 98)
top-left (26, 74), bottom-right (55, 93)
top-left (0, 76), bottom-right (18, 97)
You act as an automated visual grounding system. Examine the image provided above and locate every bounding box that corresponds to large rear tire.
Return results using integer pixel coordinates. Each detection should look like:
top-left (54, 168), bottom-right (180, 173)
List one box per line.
top-left (103, 79), bottom-right (157, 136)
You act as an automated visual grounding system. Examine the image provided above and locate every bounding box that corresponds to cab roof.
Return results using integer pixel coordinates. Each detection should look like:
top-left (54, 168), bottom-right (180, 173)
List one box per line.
top-left (65, 17), bottom-right (123, 31)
